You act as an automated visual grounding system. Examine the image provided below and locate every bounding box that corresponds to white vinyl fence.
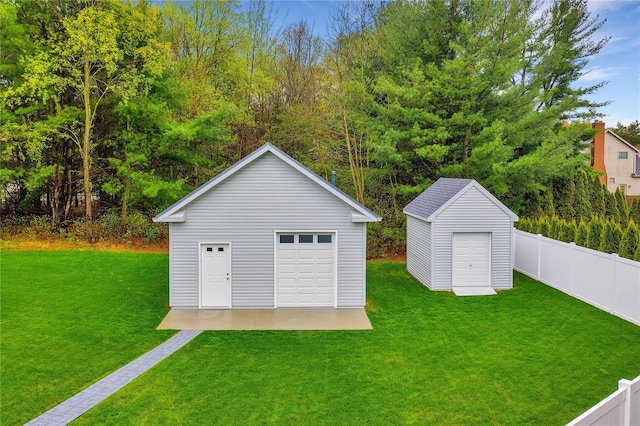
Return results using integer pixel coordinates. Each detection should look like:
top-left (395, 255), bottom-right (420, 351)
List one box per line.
top-left (513, 230), bottom-right (640, 326)
top-left (567, 375), bottom-right (640, 426)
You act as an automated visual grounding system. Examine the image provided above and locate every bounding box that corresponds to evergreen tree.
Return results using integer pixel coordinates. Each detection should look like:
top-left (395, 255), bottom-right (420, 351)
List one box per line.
top-left (549, 216), bottom-right (562, 240)
top-left (552, 177), bottom-right (575, 221)
top-left (586, 218), bottom-right (604, 250)
top-left (590, 174), bottom-right (605, 216)
top-left (574, 170), bottom-right (592, 221)
top-left (516, 217), bottom-right (529, 232)
top-left (612, 121), bottom-right (640, 147)
top-left (538, 216), bottom-right (550, 237)
top-left (604, 190), bottom-right (621, 224)
top-left (629, 197), bottom-right (640, 225)
top-left (599, 220), bottom-right (622, 254)
top-left (619, 222), bottom-right (640, 260)
top-left (541, 189), bottom-right (556, 218)
top-left (559, 220), bottom-right (577, 243)
top-left (615, 189), bottom-right (629, 225)
top-left (575, 221), bottom-right (589, 247)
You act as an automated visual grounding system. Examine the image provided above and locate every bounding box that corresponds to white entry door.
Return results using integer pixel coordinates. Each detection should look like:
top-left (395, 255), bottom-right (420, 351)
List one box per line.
top-left (452, 233), bottom-right (491, 287)
top-left (200, 244), bottom-right (231, 308)
top-left (276, 233), bottom-right (336, 307)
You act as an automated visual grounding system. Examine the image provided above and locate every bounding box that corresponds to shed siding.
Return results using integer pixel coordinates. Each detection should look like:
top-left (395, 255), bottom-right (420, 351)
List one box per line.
top-left (432, 187), bottom-right (513, 290)
top-left (406, 215), bottom-right (432, 289)
top-left (169, 153), bottom-right (366, 308)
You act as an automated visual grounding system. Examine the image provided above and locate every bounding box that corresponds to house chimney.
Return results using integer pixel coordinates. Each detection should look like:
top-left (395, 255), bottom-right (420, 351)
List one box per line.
top-left (592, 121), bottom-right (607, 184)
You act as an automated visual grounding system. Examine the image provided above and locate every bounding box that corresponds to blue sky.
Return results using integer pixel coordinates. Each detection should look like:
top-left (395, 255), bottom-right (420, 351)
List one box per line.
top-left (581, 0), bottom-right (640, 126)
top-left (268, 0), bottom-right (640, 127)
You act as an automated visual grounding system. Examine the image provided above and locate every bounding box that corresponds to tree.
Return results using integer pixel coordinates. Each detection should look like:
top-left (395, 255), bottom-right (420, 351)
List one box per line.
top-left (552, 176), bottom-right (575, 220)
top-left (559, 220), bottom-right (577, 243)
top-left (4, 1), bottom-right (170, 227)
top-left (573, 170), bottom-right (592, 221)
top-left (537, 216), bottom-right (550, 237)
top-left (619, 222), bottom-right (639, 260)
top-left (164, 0), bottom-right (246, 115)
top-left (612, 120), bottom-right (640, 147)
top-left (586, 217), bottom-right (604, 250)
top-left (631, 197), bottom-right (640, 225)
top-left (599, 220), bottom-right (622, 254)
top-left (603, 189), bottom-right (620, 224)
top-left (590, 174), bottom-right (605, 216)
top-left (327, 1), bottom-right (379, 204)
top-left (0, 0), bottom-right (81, 220)
top-left (615, 189), bottom-right (629, 225)
top-left (365, 0), bottom-right (606, 215)
top-left (575, 221), bottom-right (589, 246)
top-left (529, 0), bottom-right (609, 117)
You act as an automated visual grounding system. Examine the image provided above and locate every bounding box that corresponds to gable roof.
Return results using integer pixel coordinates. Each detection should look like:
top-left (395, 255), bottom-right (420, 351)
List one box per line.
top-left (403, 178), bottom-right (518, 222)
top-left (154, 142), bottom-right (381, 223)
top-left (605, 130), bottom-right (640, 153)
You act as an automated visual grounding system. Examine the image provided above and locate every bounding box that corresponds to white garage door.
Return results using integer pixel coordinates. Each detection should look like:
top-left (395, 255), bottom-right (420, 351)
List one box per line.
top-left (276, 233), bottom-right (336, 307)
top-left (452, 232), bottom-right (491, 288)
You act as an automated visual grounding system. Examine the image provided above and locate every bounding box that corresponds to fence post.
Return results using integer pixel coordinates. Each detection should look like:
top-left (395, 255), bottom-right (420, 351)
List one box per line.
top-left (612, 253), bottom-right (618, 315)
top-left (618, 378), bottom-right (631, 426)
top-left (569, 242), bottom-right (576, 296)
top-left (536, 234), bottom-right (542, 281)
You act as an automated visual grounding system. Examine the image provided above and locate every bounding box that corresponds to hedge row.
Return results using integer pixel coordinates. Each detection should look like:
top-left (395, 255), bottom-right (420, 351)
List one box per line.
top-left (516, 216), bottom-right (640, 261)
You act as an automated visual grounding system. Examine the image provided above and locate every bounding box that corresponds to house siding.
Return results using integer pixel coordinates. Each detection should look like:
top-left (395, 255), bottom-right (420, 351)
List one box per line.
top-left (431, 186), bottom-right (513, 290)
top-left (406, 215), bottom-right (432, 289)
top-left (169, 152), bottom-right (366, 308)
top-left (603, 132), bottom-right (640, 196)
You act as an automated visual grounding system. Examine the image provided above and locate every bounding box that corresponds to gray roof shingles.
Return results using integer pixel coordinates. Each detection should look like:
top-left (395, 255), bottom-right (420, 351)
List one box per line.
top-left (403, 178), bottom-right (472, 219)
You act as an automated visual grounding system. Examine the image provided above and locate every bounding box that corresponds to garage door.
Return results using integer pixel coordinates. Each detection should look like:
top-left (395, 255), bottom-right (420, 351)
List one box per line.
top-left (276, 233), bottom-right (336, 307)
top-left (452, 232), bottom-right (491, 287)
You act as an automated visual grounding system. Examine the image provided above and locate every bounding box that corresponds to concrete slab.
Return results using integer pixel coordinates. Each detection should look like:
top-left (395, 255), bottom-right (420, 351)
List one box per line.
top-left (158, 308), bottom-right (372, 330)
top-left (453, 286), bottom-right (497, 296)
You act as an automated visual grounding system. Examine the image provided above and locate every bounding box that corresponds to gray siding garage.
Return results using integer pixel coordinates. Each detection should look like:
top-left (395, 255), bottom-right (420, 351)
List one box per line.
top-left (403, 178), bottom-right (518, 292)
top-left (154, 143), bottom-right (380, 309)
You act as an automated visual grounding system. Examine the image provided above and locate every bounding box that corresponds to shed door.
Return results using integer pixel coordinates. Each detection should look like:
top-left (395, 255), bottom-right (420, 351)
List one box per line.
top-left (452, 233), bottom-right (491, 287)
top-left (200, 244), bottom-right (231, 308)
top-left (276, 233), bottom-right (336, 307)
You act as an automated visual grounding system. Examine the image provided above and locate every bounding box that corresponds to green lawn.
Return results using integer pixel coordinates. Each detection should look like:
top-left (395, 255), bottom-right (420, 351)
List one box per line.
top-left (2, 254), bottom-right (639, 425)
top-left (0, 250), bottom-right (175, 426)
top-left (77, 261), bottom-right (639, 425)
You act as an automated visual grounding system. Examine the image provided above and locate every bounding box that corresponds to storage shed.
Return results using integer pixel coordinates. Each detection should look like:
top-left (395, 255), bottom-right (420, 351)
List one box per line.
top-left (154, 143), bottom-right (381, 309)
top-left (403, 178), bottom-right (518, 294)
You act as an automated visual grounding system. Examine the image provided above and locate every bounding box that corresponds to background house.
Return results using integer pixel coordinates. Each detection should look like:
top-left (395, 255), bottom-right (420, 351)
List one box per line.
top-left (403, 178), bottom-right (518, 295)
top-left (154, 143), bottom-right (380, 309)
top-left (591, 121), bottom-right (640, 196)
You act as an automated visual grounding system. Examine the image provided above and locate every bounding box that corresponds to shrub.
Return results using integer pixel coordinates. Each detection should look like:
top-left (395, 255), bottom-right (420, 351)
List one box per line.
top-left (619, 222), bottom-right (640, 260)
top-left (559, 220), bottom-right (577, 243)
top-left (599, 220), bottom-right (622, 254)
top-left (631, 198), bottom-right (640, 225)
top-left (586, 218), bottom-right (604, 251)
top-left (615, 189), bottom-right (629, 225)
top-left (575, 221), bottom-right (589, 247)
top-left (548, 217), bottom-right (561, 240)
top-left (537, 217), bottom-right (550, 237)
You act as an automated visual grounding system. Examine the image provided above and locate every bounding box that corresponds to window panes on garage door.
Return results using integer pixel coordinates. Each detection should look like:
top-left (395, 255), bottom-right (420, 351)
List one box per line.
top-left (276, 233), bottom-right (335, 307)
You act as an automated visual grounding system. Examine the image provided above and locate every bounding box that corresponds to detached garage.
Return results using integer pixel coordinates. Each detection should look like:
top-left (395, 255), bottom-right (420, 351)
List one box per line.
top-left (403, 178), bottom-right (518, 295)
top-left (154, 143), bottom-right (380, 309)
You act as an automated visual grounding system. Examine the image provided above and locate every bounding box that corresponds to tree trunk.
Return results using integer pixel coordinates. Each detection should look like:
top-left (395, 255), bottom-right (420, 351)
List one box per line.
top-left (82, 58), bottom-right (93, 233)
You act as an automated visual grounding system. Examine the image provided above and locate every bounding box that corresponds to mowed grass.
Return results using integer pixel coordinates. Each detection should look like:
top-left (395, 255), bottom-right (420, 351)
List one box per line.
top-left (0, 250), bottom-right (174, 426)
top-left (73, 261), bottom-right (640, 425)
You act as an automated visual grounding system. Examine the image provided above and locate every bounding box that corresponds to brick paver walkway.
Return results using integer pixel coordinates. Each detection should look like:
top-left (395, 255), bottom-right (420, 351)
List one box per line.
top-left (25, 330), bottom-right (202, 426)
